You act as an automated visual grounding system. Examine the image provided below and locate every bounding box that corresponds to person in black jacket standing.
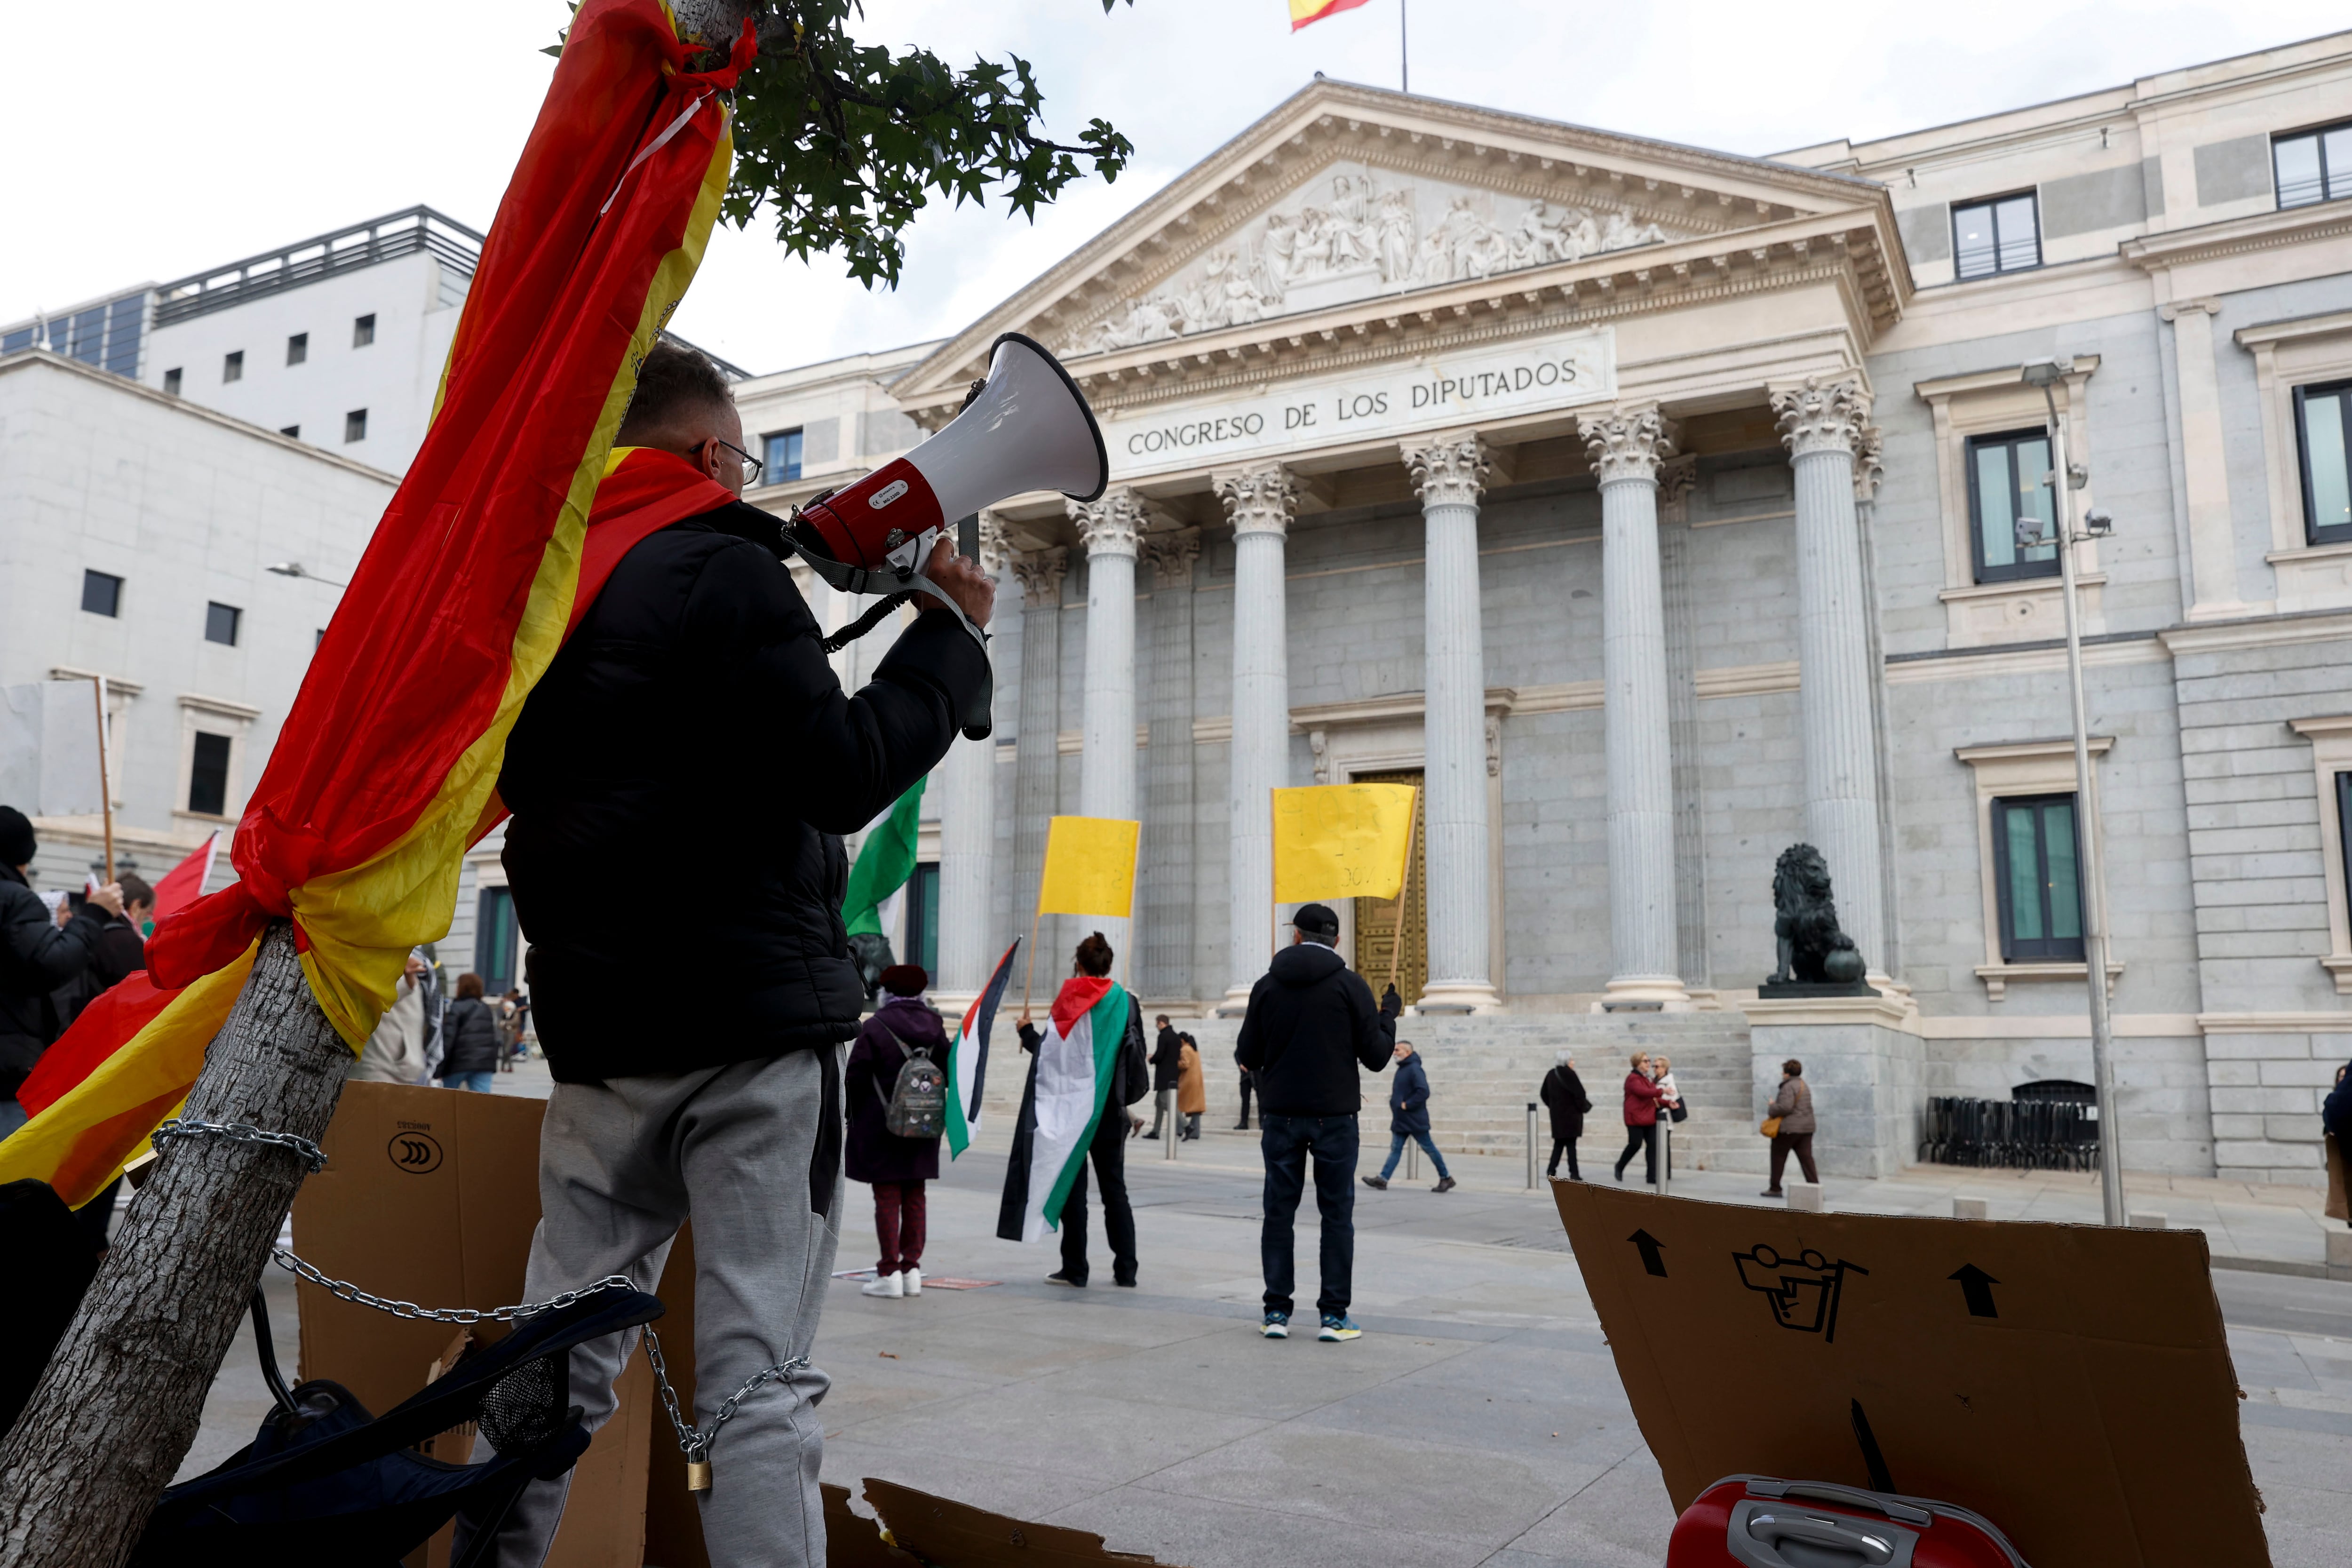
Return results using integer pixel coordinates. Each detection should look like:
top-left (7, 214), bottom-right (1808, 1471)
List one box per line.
top-left (436, 973), bottom-right (502, 1093)
top-left (1144, 1013), bottom-right (1182, 1139)
top-left (470, 345), bottom-right (993, 1568)
top-left (1234, 902), bottom-right (1399, 1343)
top-left (1540, 1050), bottom-right (1592, 1180)
top-left (0, 807), bottom-right (121, 1140)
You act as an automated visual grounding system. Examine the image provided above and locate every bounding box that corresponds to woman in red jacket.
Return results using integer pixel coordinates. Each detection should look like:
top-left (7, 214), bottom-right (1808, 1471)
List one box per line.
top-left (1613, 1050), bottom-right (1666, 1185)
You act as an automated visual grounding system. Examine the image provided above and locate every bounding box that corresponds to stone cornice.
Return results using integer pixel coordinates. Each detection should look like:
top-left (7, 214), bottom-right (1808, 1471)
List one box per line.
top-left (2120, 201), bottom-right (2352, 276)
top-left (2233, 308), bottom-right (2352, 350)
top-left (1952, 735), bottom-right (2116, 765)
top-left (2158, 608), bottom-right (2352, 656)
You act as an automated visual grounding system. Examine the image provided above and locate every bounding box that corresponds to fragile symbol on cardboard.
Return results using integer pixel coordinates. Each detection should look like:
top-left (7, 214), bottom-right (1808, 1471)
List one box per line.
top-left (1731, 1244), bottom-right (1867, 1341)
top-left (388, 1130), bottom-right (445, 1174)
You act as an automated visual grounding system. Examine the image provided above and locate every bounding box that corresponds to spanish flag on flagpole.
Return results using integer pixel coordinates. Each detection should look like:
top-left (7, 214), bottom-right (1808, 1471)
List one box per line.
top-left (1291, 0), bottom-right (1373, 30)
top-left (0, 0), bottom-right (754, 1210)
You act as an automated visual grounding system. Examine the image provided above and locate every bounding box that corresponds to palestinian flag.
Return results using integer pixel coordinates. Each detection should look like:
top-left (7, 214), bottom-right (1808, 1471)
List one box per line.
top-left (844, 780), bottom-right (925, 939)
top-left (944, 938), bottom-right (1018, 1160)
top-left (996, 976), bottom-right (1133, 1244)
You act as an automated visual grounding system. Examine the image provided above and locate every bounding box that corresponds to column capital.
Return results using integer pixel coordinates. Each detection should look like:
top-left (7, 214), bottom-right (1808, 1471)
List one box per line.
top-left (1771, 375), bottom-right (1875, 460)
top-left (2158, 295), bottom-right (2224, 321)
top-left (1213, 462), bottom-right (1297, 540)
top-left (1068, 487), bottom-right (1146, 558)
top-left (1578, 405), bottom-right (1680, 486)
top-left (974, 508), bottom-right (1012, 578)
top-left (1143, 526), bottom-right (1202, 587)
top-left (1658, 454), bottom-right (1698, 523)
top-left (1403, 433), bottom-right (1491, 507)
top-left (1010, 545), bottom-right (1067, 603)
top-left (1852, 426), bottom-right (1885, 502)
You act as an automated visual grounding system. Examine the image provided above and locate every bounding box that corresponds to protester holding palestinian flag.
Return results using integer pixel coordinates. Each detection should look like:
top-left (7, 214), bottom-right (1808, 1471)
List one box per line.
top-left (996, 930), bottom-right (1150, 1287)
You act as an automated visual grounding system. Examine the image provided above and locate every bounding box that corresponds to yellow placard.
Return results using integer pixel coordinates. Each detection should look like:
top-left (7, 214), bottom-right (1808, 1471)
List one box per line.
top-left (1271, 784), bottom-right (1417, 903)
top-left (1036, 815), bottom-right (1141, 918)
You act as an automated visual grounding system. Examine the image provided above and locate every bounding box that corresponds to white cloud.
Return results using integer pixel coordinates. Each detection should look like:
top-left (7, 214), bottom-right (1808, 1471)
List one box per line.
top-left (4, 1), bottom-right (2346, 372)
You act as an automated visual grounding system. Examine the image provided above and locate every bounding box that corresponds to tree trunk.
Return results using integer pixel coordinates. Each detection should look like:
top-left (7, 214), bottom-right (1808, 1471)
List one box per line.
top-left (0, 923), bottom-right (352, 1567)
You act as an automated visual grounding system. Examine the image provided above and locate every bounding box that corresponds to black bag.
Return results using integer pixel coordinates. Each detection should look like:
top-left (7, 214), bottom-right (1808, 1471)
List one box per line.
top-left (878, 1027), bottom-right (947, 1139)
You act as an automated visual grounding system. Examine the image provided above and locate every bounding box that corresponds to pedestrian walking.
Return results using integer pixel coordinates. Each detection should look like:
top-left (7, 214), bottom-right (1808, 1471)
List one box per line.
top-left (1653, 1052), bottom-right (1684, 1179)
top-left (1145, 1014), bottom-right (1181, 1138)
top-left (1234, 902), bottom-right (1400, 1343)
top-left (1364, 1041), bottom-right (1455, 1192)
top-left (1177, 1032), bottom-right (1206, 1139)
top-left (1540, 1050), bottom-right (1591, 1180)
top-left (1613, 1050), bottom-right (1666, 1184)
top-left (2321, 1059), bottom-right (2350, 1232)
top-left (1761, 1058), bottom-right (1819, 1197)
top-left (1235, 1059), bottom-right (1257, 1130)
top-left (1, 806), bottom-right (122, 1140)
top-left (847, 964), bottom-right (948, 1298)
top-left (351, 950), bottom-right (440, 1085)
top-left (436, 973), bottom-right (503, 1092)
top-left (1006, 931), bottom-right (1149, 1287)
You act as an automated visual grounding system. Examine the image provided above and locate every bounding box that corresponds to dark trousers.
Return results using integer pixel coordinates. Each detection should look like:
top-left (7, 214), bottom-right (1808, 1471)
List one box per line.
top-left (1614, 1123), bottom-right (1658, 1183)
top-left (873, 1178), bottom-right (926, 1275)
top-left (1059, 1111), bottom-right (1137, 1285)
top-left (1146, 1086), bottom-right (1173, 1138)
top-left (1259, 1113), bottom-right (1358, 1318)
top-left (1236, 1073), bottom-right (1255, 1128)
top-left (1547, 1136), bottom-right (1580, 1179)
top-left (1768, 1132), bottom-right (1819, 1191)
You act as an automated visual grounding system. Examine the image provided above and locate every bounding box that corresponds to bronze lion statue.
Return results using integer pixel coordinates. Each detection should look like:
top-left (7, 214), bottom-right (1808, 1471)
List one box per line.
top-left (1769, 844), bottom-right (1867, 987)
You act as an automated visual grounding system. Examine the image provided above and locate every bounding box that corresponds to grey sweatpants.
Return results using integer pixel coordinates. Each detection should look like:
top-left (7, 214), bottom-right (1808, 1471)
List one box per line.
top-left (461, 1048), bottom-right (842, 1568)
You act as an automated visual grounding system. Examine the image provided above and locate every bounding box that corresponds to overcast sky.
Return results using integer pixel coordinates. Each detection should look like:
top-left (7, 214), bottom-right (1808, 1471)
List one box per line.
top-left (3, 1), bottom-right (2345, 374)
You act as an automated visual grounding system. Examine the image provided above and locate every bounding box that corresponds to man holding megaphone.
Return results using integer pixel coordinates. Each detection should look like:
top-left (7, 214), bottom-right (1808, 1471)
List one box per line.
top-left (468, 336), bottom-right (1098, 1567)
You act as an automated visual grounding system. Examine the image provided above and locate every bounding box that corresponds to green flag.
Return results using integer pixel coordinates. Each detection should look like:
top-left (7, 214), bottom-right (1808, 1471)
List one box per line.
top-left (842, 779), bottom-right (925, 938)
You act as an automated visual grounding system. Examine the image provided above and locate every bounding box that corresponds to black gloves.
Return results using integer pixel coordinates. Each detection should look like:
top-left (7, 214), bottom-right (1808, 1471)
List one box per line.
top-left (1380, 984), bottom-right (1402, 1018)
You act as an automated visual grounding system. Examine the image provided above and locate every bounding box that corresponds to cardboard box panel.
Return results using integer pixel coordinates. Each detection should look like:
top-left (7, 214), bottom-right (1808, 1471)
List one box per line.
top-left (1550, 1181), bottom-right (2268, 1568)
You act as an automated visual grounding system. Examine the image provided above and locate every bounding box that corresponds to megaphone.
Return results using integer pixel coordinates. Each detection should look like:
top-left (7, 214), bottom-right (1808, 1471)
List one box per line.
top-left (787, 332), bottom-right (1107, 743)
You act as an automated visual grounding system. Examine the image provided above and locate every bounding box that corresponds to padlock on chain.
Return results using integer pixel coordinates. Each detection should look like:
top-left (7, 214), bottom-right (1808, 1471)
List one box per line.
top-left (686, 1451), bottom-right (713, 1493)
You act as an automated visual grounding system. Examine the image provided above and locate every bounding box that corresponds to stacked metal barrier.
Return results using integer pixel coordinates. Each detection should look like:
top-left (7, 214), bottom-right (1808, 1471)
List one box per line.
top-left (1920, 1093), bottom-right (2100, 1171)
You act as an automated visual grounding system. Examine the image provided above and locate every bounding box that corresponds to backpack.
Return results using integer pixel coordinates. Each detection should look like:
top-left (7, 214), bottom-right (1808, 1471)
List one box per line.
top-left (878, 1026), bottom-right (948, 1139)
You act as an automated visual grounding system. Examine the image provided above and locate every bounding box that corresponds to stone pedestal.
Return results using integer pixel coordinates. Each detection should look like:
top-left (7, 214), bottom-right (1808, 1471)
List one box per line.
top-left (1746, 994), bottom-right (1921, 1180)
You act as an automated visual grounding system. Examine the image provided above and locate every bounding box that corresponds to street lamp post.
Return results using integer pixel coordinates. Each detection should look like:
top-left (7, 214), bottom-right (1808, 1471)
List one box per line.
top-left (2020, 357), bottom-right (2125, 1227)
top-left (265, 561), bottom-right (349, 588)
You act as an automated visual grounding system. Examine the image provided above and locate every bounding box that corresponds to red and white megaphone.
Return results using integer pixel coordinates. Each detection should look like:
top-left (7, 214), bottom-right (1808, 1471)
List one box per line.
top-left (787, 332), bottom-right (1106, 742)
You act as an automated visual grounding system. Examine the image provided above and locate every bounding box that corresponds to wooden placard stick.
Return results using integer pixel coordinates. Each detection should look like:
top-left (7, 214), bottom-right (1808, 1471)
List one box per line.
top-left (1387, 801), bottom-right (1419, 998)
top-left (1020, 908), bottom-right (1042, 1019)
top-left (92, 675), bottom-right (114, 882)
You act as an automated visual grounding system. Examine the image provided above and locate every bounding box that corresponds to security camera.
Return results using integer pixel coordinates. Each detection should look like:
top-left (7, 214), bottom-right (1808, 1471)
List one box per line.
top-left (2083, 509), bottom-right (2114, 537)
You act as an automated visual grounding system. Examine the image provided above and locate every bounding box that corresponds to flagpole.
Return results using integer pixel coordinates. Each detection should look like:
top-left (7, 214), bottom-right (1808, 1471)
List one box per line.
top-left (1387, 804), bottom-right (1418, 998)
top-left (92, 676), bottom-right (114, 883)
top-left (1400, 0), bottom-right (1408, 94)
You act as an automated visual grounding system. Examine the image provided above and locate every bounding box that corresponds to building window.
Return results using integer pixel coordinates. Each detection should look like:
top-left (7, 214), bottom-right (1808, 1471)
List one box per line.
top-left (2274, 121), bottom-right (2352, 210)
top-left (1966, 429), bottom-right (2060, 582)
top-left (345, 409), bottom-right (367, 443)
top-left (81, 570), bottom-right (123, 617)
top-left (2294, 378), bottom-right (2352, 545)
top-left (1952, 192), bottom-right (2041, 279)
top-left (476, 885), bottom-right (519, 994)
top-left (222, 350), bottom-right (243, 383)
top-left (163, 367), bottom-right (182, 396)
top-left (204, 601), bottom-right (241, 647)
top-left (763, 428), bottom-right (803, 483)
top-left (187, 732), bottom-right (232, 816)
top-left (353, 314), bottom-right (375, 347)
top-left (286, 332), bottom-right (308, 366)
top-left (903, 861), bottom-right (941, 984)
top-left (1992, 794), bottom-right (2085, 962)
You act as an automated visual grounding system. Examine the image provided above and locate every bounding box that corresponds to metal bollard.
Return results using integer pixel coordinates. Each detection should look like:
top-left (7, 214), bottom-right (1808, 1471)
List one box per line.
top-left (1656, 1120), bottom-right (1671, 1199)
top-left (1406, 1134), bottom-right (1419, 1182)
top-left (1164, 1100), bottom-right (1178, 1162)
top-left (1527, 1102), bottom-right (1539, 1190)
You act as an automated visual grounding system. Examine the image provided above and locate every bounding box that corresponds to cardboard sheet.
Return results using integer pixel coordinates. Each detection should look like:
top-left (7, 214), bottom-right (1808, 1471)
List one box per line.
top-left (1550, 1181), bottom-right (2268, 1568)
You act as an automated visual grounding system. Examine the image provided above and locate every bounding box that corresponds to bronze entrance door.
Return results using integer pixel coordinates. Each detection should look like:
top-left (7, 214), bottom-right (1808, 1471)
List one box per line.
top-left (1350, 769), bottom-right (1428, 1006)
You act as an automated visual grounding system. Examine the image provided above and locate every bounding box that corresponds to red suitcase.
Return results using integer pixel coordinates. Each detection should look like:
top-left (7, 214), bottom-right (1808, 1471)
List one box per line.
top-left (1669, 1475), bottom-right (2030, 1568)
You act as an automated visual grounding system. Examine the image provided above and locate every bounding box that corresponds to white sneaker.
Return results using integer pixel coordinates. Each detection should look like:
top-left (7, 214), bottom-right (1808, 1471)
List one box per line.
top-left (902, 1267), bottom-right (922, 1296)
top-left (861, 1272), bottom-right (903, 1298)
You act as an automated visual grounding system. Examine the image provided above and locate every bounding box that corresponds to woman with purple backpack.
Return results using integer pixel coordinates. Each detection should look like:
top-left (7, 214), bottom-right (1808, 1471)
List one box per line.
top-left (844, 964), bottom-right (948, 1299)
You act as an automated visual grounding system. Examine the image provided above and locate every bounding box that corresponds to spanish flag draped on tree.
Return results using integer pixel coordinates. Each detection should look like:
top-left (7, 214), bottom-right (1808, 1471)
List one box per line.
top-left (0, 0), bottom-right (753, 1210)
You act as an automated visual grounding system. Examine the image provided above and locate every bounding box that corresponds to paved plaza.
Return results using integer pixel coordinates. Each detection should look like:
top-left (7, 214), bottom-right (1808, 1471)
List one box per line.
top-left (183, 1078), bottom-right (2352, 1567)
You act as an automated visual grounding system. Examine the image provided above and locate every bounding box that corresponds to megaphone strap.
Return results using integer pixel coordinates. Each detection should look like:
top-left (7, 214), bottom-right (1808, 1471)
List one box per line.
top-left (821, 591), bottom-right (918, 654)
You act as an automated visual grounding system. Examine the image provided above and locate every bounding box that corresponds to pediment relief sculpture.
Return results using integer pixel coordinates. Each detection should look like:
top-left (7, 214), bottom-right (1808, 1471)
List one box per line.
top-left (1075, 163), bottom-right (1683, 355)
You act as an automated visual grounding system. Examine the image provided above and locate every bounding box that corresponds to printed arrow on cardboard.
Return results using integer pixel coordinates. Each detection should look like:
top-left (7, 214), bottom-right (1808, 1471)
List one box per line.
top-left (1628, 1229), bottom-right (1668, 1277)
top-left (1949, 1262), bottom-right (2000, 1318)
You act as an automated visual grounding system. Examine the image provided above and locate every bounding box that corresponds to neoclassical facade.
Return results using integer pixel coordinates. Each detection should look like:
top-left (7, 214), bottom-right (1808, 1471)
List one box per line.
top-left (709, 33), bottom-right (2352, 1185)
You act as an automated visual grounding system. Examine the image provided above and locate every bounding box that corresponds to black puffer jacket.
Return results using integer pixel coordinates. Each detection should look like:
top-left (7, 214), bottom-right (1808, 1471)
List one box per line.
top-left (437, 997), bottom-right (502, 1077)
top-left (500, 500), bottom-right (987, 1083)
top-left (1, 867), bottom-right (108, 1098)
top-left (1233, 941), bottom-right (1396, 1117)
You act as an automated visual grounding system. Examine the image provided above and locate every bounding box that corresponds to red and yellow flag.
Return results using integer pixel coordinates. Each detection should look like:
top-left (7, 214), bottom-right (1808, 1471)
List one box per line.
top-left (1291, 0), bottom-right (1373, 30)
top-left (1, 0), bottom-right (750, 1208)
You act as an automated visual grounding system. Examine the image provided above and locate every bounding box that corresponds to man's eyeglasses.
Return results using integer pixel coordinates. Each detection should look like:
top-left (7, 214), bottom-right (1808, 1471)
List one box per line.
top-left (711, 437), bottom-right (763, 486)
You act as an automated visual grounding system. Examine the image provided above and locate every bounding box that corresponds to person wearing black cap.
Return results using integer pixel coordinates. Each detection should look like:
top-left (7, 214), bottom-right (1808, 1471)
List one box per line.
top-left (1233, 901), bottom-right (1400, 1343)
top-left (0, 806), bottom-right (123, 1139)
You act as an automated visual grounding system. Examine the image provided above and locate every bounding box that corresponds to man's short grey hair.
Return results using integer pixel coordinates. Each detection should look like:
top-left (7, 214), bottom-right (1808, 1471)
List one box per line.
top-left (1556, 1049), bottom-right (1574, 1067)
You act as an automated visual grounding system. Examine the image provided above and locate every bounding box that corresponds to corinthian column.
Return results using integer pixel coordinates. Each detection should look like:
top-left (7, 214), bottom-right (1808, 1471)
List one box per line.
top-left (1215, 463), bottom-right (1296, 1013)
top-left (934, 511), bottom-right (1008, 1009)
top-left (1580, 406), bottom-right (1688, 1009)
top-left (1772, 375), bottom-right (1889, 978)
top-left (1070, 489), bottom-right (1145, 826)
top-left (1404, 435), bottom-right (1500, 1013)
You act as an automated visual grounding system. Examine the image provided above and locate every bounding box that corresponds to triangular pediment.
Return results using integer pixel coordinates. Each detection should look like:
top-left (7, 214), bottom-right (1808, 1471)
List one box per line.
top-left (896, 79), bottom-right (1902, 414)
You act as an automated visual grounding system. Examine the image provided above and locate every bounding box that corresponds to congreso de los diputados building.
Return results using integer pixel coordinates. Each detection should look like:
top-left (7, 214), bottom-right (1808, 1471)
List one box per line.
top-left (468, 32), bottom-right (2352, 1186)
